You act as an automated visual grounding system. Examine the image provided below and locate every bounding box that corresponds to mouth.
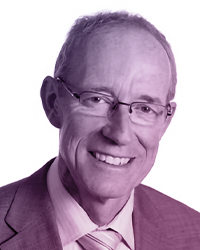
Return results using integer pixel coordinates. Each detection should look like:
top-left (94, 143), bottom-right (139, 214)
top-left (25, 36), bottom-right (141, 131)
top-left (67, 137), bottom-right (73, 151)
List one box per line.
top-left (90, 151), bottom-right (131, 166)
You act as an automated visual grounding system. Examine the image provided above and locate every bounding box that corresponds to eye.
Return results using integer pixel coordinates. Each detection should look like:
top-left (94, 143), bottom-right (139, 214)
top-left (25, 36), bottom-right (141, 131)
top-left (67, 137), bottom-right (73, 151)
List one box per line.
top-left (133, 103), bottom-right (157, 115)
top-left (88, 96), bottom-right (106, 103)
top-left (80, 92), bottom-right (114, 107)
top-left (140, 105), bottom-right (153, 113)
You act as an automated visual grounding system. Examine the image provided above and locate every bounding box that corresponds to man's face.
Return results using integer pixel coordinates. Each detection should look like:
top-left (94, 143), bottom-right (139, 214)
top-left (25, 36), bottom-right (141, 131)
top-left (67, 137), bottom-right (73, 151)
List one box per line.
top-left (58, 28), bottom-right (174, 201)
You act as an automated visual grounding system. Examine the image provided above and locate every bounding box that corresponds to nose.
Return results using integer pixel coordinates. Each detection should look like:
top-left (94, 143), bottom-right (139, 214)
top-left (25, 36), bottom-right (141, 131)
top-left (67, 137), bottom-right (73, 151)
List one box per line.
top-left (102, 105), bottom-right (133, 145)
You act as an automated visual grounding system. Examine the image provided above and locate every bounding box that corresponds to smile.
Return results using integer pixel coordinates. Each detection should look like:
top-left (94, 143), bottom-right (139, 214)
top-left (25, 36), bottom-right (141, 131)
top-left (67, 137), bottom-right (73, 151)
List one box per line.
top-left (91, 152), bottom-right (131, 166)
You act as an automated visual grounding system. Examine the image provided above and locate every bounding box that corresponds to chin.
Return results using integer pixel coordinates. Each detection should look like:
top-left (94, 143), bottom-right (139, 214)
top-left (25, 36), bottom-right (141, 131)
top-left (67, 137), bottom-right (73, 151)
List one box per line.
top-left (80, 179), bottom-right (133, 201)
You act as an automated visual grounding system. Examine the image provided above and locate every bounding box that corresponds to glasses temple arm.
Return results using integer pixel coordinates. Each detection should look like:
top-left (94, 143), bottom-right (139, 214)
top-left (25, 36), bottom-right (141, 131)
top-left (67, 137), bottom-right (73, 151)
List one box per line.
top-left (56, 77), bottom-right (80, 99)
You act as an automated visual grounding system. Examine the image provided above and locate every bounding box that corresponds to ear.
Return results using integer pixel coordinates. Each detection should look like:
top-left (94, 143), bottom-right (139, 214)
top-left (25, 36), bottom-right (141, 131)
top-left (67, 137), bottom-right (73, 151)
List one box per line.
top-left (40, 76), bottom-right (61, 128)
top-left (159, 101), bottom-right (177, 139)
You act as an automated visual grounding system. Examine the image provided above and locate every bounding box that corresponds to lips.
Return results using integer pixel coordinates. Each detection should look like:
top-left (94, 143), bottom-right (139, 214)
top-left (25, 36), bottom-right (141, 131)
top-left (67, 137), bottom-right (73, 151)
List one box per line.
top-left (91, 152), bottom-right (131, 166)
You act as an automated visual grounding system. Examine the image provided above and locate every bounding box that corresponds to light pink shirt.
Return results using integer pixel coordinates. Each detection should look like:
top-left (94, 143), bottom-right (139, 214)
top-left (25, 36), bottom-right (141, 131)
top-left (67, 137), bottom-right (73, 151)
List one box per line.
top-left (47, 158), bottom-right (135, 250)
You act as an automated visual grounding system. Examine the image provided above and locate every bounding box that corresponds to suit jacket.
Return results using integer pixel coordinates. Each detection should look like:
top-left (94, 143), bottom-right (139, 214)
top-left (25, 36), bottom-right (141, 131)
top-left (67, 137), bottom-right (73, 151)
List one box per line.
top-left (0, 159), bottom-right (200, 250)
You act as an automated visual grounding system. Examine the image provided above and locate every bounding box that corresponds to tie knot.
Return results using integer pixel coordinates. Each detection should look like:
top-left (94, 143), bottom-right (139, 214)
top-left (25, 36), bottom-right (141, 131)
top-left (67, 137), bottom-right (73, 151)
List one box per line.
top-left (78, 229), bottom-right (122, 250)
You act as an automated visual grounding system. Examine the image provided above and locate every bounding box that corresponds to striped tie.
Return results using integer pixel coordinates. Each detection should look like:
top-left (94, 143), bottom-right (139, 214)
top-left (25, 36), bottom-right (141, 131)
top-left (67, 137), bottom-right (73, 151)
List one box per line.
top-left (78, 229), bottom-right (122, 250)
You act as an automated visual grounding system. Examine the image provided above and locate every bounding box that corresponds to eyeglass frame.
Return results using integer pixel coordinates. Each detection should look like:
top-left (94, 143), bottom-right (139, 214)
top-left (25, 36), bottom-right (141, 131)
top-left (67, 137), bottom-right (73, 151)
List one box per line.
top-left (56, 77), bottom-right (172, 121)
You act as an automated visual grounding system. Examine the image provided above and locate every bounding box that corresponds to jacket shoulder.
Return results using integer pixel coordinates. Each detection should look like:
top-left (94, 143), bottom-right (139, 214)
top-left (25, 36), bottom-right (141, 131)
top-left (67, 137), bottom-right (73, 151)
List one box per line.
top-left (137, 184), bottom-right (200, 215)
top-left (136, 184), bottom-right (200, 245)
top-left (0, 158), bottom-right (55, 211)
top-left (0, 178), bottom-right (27, 208)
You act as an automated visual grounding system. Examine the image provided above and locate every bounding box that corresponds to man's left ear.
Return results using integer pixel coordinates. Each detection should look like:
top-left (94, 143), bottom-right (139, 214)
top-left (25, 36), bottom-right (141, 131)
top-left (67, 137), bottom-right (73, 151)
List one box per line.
top-left (160, 101), bottom-right (177, 139)
top-left (40, 76), bottom-right (61, 128)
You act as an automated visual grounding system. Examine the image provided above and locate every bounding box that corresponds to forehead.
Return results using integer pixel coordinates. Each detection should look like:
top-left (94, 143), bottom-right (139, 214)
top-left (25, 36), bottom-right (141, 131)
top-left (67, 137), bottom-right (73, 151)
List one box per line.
top-left (68, 27), bottom-right (171, 103)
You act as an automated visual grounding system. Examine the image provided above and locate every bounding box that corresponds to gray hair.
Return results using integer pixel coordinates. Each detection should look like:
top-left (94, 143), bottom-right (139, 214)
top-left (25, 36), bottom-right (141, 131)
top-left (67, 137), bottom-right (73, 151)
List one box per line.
top-left (54, 11), bottom-right (177, 101)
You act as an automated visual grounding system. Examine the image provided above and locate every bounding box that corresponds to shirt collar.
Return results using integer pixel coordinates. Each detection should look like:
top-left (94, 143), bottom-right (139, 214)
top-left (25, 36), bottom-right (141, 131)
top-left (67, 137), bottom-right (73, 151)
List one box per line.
top-left (99, 189), bottom-right (135, 249)
top-left (47, 157), bottom-right (134, 249)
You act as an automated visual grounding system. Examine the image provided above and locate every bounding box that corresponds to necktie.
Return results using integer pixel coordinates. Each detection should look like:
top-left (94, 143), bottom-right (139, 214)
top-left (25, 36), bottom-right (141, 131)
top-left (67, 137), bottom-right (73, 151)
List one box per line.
top-left (78, 229), bottom-right (122, 250)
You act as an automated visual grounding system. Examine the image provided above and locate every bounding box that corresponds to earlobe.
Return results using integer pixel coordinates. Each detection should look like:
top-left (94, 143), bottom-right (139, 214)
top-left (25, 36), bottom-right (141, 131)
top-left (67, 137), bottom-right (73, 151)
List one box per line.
top-left (40, 76), bottom-right (61, 128)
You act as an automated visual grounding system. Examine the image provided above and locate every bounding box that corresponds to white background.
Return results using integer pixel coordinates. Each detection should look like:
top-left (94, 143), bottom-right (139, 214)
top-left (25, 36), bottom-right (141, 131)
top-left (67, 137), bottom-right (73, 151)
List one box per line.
top-left (1, 0), bottom-right (200, 211)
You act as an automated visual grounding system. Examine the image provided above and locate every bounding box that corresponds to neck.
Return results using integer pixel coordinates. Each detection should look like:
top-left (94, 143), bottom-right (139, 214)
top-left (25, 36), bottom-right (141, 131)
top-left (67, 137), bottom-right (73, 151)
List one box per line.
top-left (57, 156), bottom-right (131, 226)
top-left (78, 191), bottom-right (130, 226)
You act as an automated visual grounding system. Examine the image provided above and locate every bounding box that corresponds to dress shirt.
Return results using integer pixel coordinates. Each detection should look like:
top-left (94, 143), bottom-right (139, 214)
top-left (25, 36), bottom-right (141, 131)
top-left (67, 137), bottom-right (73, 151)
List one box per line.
top-left (47, 157), bottom-right (135, 250)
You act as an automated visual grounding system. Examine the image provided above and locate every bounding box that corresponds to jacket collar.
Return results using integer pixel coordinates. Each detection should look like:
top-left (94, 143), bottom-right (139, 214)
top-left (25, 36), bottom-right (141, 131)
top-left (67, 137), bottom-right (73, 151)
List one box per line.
top-left (1, 158), bottom-right (62, 250)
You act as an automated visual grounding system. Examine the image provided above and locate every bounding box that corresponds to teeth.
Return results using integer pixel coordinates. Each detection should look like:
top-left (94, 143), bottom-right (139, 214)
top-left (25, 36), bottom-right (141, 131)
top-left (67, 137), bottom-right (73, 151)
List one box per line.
top-left (99, 154), bottom-right (106, 161)
top-left (113, 157), bottom-right (121, 165)
top-left (94, 152), bottom-right (130, 166)
top-left (96, 152), bottom-right (100, 160)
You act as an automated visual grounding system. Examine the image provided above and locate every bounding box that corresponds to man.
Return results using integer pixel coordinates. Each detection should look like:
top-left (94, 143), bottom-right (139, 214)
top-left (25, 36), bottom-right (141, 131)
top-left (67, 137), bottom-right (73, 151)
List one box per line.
top-left (0, 11), bottom-right (200, 250)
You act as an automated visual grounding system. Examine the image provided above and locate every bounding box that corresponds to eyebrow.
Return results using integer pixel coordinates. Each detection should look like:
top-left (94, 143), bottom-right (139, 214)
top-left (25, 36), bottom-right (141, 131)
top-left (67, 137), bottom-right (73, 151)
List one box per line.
top-left (137, 95), bottom-right (162, 104)
top-left (87, 86), bottom-right (114, 95)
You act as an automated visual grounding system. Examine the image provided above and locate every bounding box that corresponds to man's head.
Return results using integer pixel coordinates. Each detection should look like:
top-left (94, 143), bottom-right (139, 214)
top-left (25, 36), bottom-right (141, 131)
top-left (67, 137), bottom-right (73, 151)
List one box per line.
top-left (54, 12), bottom-right (177, 102)
top-left (41, 11), bottom-right (177, 202)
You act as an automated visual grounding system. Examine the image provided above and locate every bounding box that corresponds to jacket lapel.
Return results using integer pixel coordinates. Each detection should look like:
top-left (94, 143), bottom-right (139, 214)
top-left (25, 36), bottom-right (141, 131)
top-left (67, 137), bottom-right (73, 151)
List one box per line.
top-left (133, 185), bottom-right (173, 250)
top-left (1, 159), bottom-right (62, 250)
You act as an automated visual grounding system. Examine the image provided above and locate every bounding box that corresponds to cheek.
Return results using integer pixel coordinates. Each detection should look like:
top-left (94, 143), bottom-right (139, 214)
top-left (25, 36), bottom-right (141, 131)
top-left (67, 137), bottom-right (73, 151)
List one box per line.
top-left (59, 114), bottom-right (104, 164)
top-left (138, 125), bottom-right (163, 148)
top-left (137, 126), bottom-right (162, 166)
top-left (132, 128), bottom-right (161, 186)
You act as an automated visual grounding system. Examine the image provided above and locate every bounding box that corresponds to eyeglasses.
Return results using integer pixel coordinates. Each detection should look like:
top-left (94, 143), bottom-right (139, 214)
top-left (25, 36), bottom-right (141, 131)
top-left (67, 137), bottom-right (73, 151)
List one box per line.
top-left (57, 77), bottom-right (172, 126)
